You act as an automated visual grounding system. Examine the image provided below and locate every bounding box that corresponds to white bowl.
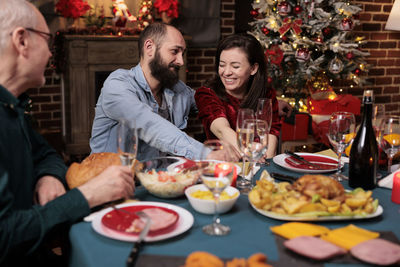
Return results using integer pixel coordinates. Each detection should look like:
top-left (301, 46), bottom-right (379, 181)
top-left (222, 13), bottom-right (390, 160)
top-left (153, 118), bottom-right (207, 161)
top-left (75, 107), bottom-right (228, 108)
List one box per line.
top-left (184, 184), bottom-right (240, 214)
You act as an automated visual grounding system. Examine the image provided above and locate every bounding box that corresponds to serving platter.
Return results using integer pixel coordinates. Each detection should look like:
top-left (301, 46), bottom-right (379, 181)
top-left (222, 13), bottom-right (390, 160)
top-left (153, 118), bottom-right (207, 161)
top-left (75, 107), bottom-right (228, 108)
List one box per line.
top-left (250, 201), bottom-right (383, 221)
top-left (92, 202), bottom-right (194, 242)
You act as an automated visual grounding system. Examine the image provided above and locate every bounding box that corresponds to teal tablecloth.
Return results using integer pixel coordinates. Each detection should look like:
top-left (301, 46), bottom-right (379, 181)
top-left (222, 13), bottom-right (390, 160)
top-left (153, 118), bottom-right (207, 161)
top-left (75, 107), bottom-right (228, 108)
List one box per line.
top-left (68, 161), bottom-right (400, 267)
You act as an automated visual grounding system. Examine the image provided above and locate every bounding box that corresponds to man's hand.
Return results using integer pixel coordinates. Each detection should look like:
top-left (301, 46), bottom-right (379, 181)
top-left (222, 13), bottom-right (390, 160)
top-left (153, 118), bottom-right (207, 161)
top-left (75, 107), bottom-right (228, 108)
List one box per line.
top-left (278, 100), bottom-right (293, 117)
top-left (34, 176), bottom-right (66, 205)
top-left (78, 165), bottom-right (135, 208)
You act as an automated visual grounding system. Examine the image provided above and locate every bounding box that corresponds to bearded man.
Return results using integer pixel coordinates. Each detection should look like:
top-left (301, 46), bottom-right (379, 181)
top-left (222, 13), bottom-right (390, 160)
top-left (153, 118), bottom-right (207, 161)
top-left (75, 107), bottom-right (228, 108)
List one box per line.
top-left (90, 23), bottom-right (205, 161)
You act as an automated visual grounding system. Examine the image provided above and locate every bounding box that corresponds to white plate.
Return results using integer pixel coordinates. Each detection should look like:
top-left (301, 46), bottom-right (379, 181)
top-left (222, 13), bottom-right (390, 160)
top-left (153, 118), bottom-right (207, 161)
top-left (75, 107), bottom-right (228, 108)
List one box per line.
top-left (273, 153), bottom-right (340, 173)
top-left (250, 201), bottom-right (383, 221)
top-left (92, 201), bottom-right (194, 242)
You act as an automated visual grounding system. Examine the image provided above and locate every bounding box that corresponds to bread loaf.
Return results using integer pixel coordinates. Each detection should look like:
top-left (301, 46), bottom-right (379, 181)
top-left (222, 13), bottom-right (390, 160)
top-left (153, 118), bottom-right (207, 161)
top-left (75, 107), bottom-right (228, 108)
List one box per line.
top-left (66, 152), bottom-right (122, 189)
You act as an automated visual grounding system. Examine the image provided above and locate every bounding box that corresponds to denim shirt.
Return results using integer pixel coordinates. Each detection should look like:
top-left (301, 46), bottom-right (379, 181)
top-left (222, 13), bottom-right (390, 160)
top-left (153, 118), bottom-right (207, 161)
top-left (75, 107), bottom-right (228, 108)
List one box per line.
top-left (90, 64), bottom-right (204, 161)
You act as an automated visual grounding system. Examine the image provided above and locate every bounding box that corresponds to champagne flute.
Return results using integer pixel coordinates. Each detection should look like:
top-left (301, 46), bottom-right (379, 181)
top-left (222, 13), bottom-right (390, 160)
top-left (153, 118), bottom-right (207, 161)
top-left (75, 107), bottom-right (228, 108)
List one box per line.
top-left (379, 115), bottom-right (400, 173)
top-left (327, 112), bottom-right (356, 181)
top-left (236, 108), bottom-right (255, 190)
top-left (200, 140), bottom-right (235, 236)
top-left (241, 119), bottom-right (269, 187)
top-left (117, 120), bottom-right (138, 166)
top-left (256, 98), bottom-right (272, 165)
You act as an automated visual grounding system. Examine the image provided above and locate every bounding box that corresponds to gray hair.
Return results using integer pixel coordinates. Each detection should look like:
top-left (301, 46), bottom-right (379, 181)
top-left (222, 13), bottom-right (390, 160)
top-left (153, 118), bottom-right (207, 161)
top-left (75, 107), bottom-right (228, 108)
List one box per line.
top-left (0, 0), bottom-right (38, 53)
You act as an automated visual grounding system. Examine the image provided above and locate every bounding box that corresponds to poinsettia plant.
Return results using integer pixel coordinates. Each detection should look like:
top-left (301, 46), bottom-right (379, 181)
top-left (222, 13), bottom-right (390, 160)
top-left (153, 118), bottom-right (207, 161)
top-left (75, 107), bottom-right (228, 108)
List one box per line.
top-left (153, 0), bottom-right (179, 19)
top-left (55, 0), bottom-right (91, 19)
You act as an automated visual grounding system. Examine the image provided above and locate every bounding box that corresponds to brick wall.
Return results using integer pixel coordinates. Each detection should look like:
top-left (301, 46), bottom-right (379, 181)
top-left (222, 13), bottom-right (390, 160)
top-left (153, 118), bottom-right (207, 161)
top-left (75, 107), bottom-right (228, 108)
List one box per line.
top-left (29, 0), bottom-right (400, 153)
top-left (354, 0), bottom-right (400, 114)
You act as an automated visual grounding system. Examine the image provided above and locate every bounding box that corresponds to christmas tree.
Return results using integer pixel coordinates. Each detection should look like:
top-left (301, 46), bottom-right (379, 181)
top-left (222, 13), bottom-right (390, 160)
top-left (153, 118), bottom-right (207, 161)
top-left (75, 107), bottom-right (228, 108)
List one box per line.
top-left (249, 0), bottom-right (370, 101)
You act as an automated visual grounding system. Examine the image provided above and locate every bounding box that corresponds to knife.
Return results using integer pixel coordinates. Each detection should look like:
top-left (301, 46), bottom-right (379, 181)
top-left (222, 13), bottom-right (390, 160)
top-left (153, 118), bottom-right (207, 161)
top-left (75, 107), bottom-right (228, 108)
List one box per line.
top-left (269, 172), bottom-right (298, 183)
top-left (126, 213), bottom-right (152, 267)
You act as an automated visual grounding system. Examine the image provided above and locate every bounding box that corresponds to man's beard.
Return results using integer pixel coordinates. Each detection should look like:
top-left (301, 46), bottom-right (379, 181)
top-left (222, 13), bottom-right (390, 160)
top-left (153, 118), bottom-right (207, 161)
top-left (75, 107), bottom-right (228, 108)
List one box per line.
top-left (149, 50), bottom-right (180, 89)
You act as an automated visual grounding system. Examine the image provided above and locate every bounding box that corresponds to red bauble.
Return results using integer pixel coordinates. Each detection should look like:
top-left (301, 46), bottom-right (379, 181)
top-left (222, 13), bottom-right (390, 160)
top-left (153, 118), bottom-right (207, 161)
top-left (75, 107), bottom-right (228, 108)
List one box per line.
top-left (294, 5), bottom-right (303, 14)
top-left (295, 48), bottom-right (310, 62)
top-left (250, 9), bottom-right (259, 17)
top-left (262, 27), bottom-right (270, 35)
top-left (267, 77), bottom-right (273, 83)
top-left (322, 27), bottom-right (331, 36)
top-left (354, 68), bottom-right (361, 75)
top-left (281, 35), bottom-right (288, 42)
top-left (346, 52), bottom-right (354, 60)
top-left (340, 18), bottom-right (354, 31)
top-left (277, 1), bottom-right (292, 16)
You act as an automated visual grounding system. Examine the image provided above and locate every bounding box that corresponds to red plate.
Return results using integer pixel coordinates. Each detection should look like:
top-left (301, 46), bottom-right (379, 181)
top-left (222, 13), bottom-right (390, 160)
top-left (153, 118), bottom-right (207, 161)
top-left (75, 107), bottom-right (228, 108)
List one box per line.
top-left (284, 155), bottom-right (338, 170)
top-left (101, 205), bottom-right (179, 237)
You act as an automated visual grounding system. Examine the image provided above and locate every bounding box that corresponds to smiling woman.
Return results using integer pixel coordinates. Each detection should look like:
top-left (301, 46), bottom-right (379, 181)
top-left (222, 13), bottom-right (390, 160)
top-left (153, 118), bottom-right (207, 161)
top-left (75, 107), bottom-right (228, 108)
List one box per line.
top-left (194, 33), bottom-right (281, 159)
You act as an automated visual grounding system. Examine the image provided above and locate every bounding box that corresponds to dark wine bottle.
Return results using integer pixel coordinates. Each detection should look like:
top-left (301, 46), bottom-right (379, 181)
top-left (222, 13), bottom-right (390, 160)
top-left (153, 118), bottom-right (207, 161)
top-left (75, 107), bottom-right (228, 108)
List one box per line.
top-left (349, 90), bottom-right (378, 189)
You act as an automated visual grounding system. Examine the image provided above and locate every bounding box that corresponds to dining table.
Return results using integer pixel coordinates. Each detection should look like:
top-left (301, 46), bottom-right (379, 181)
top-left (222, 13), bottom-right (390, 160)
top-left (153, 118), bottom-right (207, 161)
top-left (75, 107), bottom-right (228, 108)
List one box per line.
top-left (68, 159), bottom-right (400, 267)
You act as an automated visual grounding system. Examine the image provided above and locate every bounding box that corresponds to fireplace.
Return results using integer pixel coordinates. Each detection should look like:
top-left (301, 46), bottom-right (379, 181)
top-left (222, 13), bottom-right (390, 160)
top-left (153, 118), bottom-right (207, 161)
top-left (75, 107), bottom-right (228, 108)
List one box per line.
top-left (61, 34), bottom-right (187, 155)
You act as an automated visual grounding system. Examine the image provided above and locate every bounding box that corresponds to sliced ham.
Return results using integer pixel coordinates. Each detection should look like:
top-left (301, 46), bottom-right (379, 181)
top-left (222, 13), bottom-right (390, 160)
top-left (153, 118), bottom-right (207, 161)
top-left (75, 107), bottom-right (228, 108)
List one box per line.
top-left (350, 238), bottom-right (400, 266)
top-left (284, 236), bottom-right (346, 260)
top-left (141, 208), bottom-right (178, 232)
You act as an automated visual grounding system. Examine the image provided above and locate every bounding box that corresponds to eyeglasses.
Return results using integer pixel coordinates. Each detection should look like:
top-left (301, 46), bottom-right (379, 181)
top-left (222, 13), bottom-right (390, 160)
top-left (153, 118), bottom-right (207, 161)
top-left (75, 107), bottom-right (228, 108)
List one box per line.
top-left (25, 27), bottom-right (54, 50)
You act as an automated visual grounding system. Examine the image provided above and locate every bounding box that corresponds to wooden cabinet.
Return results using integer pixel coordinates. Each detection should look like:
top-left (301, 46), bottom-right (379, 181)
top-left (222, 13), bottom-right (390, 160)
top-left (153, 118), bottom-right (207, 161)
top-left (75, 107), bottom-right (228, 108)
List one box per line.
top-left (61, 35), bottom-right (187, 155)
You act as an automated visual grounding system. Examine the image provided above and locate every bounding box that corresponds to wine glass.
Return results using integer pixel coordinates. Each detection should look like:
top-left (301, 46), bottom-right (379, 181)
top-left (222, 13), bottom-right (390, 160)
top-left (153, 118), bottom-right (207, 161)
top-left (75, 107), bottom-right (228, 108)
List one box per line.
top-left (372, 104), bottom-right (385, 178)
top-left (256, 98), bottom-right (272, 132)
top-left (241, 119), bottom-right (269, 187)
top-left (236, 108), bottom-right (255, 190)
top-left (379, 115), bottom-right (400, 173)
top-left (327, 112), bottom-right (356, 181)
top-left (200, 140), bottom-right (236, 236)
top-left (256, 98), bottom-right (272, 165)
top-left (117, 120), bottom-right (138, 166)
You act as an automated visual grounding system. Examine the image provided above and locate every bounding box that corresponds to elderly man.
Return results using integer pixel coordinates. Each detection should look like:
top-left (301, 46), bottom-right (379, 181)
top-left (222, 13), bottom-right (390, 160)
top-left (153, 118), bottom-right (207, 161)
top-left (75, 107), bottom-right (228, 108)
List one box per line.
top-left (0, 1), bottom-right (135, 265)
top-left (90, 23), bottom-right (206, 161)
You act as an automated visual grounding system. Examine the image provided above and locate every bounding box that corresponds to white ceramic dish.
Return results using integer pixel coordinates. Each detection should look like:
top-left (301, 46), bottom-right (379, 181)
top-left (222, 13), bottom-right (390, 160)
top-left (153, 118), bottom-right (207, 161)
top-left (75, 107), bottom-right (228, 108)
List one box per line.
top-left (92, 202), bottom-right (194, 242)
top-left (250, 201), bottom-right (383, 221)
top-left (273, 153), bottom-right (340, 174)
top-left (185, 184), bottom-right (240, 215)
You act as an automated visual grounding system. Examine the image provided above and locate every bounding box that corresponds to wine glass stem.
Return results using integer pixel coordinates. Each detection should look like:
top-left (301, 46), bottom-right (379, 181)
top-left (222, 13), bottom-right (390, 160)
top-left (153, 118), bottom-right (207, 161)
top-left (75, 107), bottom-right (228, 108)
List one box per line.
top-left (336, 149), bottom-right (343, 175)
top-left (388, 156), bottom-right (393, 173)
top-left (213, 193), bottom-right (221, 225)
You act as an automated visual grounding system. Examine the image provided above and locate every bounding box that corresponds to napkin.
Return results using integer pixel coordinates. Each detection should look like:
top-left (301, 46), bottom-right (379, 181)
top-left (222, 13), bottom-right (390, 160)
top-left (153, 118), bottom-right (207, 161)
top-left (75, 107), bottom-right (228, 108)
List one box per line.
top-left (315, 149), bottom-right (349, 163)
top-left (321, 224), bottom-right (379, 250)
top-left (379, 172), bottom-right (394, 189)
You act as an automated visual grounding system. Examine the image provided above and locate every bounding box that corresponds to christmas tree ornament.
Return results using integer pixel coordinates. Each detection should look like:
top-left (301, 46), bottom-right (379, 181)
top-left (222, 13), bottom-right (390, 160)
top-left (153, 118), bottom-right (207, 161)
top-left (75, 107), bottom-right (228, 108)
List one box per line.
top-left (250, 9), bottom-right (259, 17)
top-left (329, 57), bottom-right (344, 74)
top-left (262, 27), bottom-right (270, 35)
top-left (354, 68), bottom-right (361, 75)
top-left (346, 52), bottom-right (354, 60)
top-left (322, 27), bottom-right (332, 37)
top-left (267, 77), bottom-right (273, 83)
top-left (295, 48), bottom-right (310, 62)
top-left (277, 1), bottom-right (292, 16)
top-left (279, 18), bottom-right (302, 36)
top-left (340, 18), bottom-right (354, 31)
top-left (294, 5), bottom-right (303, 14)
top-left (281, 35), bottom-right (289, 42)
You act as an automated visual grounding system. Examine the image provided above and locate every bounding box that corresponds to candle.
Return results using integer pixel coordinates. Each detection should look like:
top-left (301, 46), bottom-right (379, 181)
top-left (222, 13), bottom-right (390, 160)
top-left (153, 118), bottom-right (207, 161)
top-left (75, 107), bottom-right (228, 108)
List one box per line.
top-left (391, 172), bottom-right (400, 204)
top-left (214, 163), bottom-right (237, 187)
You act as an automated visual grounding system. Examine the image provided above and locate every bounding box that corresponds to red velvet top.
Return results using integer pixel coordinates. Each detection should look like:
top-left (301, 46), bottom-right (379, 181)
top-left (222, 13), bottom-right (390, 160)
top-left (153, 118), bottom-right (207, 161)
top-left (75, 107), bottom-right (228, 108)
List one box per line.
top-left (195, 86), bottom-right (281, 140)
